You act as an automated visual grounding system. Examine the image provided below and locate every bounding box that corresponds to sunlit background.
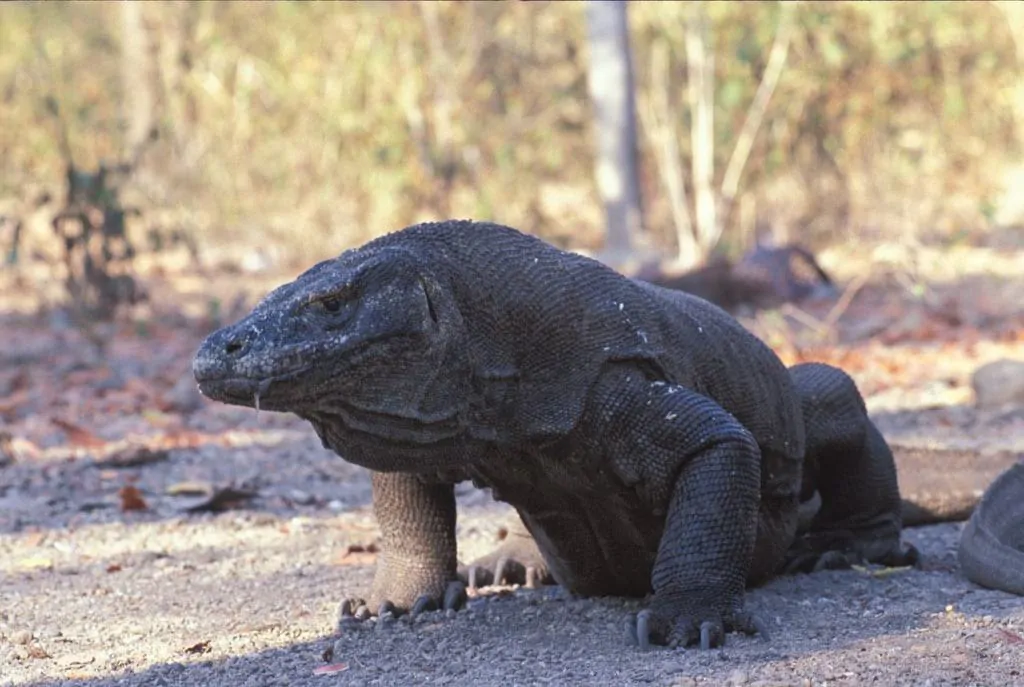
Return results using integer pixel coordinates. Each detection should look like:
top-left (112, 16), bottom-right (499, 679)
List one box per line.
top-left (2, 0), bottom-right (1021, 272)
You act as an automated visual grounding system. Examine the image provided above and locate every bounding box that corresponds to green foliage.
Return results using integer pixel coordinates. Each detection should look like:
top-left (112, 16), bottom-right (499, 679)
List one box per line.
top-left (0, 0), bottom-right (1018, 261)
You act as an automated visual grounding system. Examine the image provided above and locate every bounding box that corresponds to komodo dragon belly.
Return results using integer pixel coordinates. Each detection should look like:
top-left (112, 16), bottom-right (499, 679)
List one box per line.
top-left (466, 453), bottom-right (664, 598)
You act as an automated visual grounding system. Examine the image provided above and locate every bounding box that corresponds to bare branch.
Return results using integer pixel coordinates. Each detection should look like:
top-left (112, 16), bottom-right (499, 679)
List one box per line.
top-left (720, 1), bottom-right (799, 215)
top-left (638, 39), bottom-right (698, 266)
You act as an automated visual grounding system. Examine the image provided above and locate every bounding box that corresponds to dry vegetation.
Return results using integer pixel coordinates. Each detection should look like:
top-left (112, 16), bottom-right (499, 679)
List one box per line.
top-left (0, 0), bottom-right (1021, 273)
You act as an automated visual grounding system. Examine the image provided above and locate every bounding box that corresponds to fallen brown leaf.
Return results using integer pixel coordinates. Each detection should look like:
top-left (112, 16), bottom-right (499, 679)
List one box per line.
top-left (184, 641), bottom-right (211, 655)
top-left (118, 485), bottom-right (148, 512)
top-left (335, 542), bottom-right (379, 566)
top-left (172, 484), bottom-right (257, 513)
top-left (95, 445), bottom-right (169, 468)
top-left (51, 418), bottom-right (106, 449)
top-left (997, 628), bottom-right (1024, 644)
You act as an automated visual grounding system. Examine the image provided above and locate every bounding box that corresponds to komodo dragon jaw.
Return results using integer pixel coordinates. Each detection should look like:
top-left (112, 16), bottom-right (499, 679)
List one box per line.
top-left (192, 246), bottom-right (460, 419)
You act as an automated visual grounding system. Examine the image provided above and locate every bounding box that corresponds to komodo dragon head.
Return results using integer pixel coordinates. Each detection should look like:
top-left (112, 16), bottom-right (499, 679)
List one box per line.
top-left (192, 245), bottom-right (468, 427)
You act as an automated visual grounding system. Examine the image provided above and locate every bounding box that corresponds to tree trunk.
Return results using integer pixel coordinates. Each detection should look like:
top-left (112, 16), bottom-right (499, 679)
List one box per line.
top-left (685, 1), bottom-right (719, 253)
top-left (585, 0), bottom-right (643, 261)
top-left (121, 1), bottom-right (154, 158)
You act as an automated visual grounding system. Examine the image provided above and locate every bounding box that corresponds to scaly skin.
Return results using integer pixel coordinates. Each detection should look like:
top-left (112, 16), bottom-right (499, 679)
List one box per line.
top-left (958, 462), bottom-right (1024, 596)
top-left (193, 220), bottom-right (917, 648)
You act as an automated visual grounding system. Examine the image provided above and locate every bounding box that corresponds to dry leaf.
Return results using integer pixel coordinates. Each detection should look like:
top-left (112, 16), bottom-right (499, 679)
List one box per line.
top-left (335, 542), bottom-right (379, 566)
top-left (51, 418), bottom-right (106, 448)
top-left (175, 485), bottom-right (257, 513)
top-left (95, 445), bottom-right (169, 468)
top-left (184, 641), bottom-right (211, 655)
top-left (313, 663), bottom-right (350, 675)
top-left (118, 485), bottom-right (148, 511)
top-left (998, 628), bottom-right (1024, 644)
top-left (17, 556), bottom-right (54, 571)
top-left (167, 480), bottom-right (214, 497)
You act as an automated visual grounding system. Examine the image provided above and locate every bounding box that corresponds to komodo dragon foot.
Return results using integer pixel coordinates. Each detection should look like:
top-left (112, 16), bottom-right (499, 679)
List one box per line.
top-left (337, 580), bottom-right (468, 631)
top-left (460, 519), bottom-right (555, 590)
top-left (628, 601), bottom-right (770, 650)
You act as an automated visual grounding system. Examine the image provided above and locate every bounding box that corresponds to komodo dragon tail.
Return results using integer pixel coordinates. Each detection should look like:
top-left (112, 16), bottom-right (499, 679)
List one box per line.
top-left (893, 446), bottom-right (1018, 527)
top-left (957, 462), bottom-right (1024, 596)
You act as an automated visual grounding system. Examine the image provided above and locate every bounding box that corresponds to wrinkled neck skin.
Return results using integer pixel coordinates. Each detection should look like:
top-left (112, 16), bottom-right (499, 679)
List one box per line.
top-left (287, 280), bottom-right (479, 470)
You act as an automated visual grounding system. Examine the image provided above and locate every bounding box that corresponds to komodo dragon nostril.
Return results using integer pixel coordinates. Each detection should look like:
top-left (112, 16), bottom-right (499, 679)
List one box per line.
top-left (224, 338), bottom-right (246, 356)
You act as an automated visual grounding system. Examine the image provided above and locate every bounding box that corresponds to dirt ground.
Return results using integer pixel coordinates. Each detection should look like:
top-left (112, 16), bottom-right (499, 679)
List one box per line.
top-left (2, 243), bottom-right (1024, 686)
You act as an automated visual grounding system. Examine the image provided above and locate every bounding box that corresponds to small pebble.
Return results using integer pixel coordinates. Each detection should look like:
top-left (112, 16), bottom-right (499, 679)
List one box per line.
top-left (10, 630), bottom-right (33, 645)
top-left (289, 489), bottom-right (314, 506)
top-left (727, 669), bottom-right (748, 685)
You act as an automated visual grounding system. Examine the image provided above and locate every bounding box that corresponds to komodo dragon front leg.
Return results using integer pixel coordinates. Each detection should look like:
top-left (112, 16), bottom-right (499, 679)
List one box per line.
top-left (578, 368), bottom-right (770, 650)
top-left (338, 472), bottom-right (466, 626)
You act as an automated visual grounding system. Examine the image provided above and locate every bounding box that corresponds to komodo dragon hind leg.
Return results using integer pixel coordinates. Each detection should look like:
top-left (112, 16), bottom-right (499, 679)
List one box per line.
top-left (460, 514), bottom-right (555, 590)
top-left (783, 363), bottom-right (919, 573)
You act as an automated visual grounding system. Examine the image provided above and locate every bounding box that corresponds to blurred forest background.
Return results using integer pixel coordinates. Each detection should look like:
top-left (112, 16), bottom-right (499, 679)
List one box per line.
top-left (1, 0), bottom-right (1023, 314)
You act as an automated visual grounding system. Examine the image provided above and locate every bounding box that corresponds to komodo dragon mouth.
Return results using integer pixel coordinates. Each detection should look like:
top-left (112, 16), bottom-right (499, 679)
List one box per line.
top-left (193, 367), bottom-right (313, 412)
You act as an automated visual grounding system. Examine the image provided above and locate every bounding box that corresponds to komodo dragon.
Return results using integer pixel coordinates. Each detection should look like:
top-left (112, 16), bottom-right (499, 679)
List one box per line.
top-left (193, 220), bottom-right (919, 649)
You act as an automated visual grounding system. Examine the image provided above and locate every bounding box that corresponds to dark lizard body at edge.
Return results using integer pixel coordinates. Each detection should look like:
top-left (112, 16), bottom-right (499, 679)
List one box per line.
top-left (193, 220), bottom-right (918, 648)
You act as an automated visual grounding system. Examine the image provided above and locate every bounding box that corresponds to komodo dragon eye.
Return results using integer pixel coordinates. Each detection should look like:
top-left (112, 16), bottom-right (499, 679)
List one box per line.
top-left (320, 297), bottom-right (343, 313)
top-left (307, 294), bottom-right (349, 316)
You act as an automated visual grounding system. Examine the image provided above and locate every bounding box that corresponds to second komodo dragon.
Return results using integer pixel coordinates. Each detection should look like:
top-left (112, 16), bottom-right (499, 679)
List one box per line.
top-left (193, 220), bottom-right (918, 649)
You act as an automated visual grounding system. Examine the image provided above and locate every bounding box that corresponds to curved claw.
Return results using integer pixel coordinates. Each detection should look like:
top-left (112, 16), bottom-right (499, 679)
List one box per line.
top-left (525, 565), bottom-right (539, 589)
top-left (409, 594), bottom-right (437, 619)
top-left (636, 609), bottom-right (654, 651)
top-left (354, 604), bottom-right (371, 621)
top-left (337, 598), bottom-right (368, 632)
top-left (466, 566), bottom-right (479, 590)
top-left (339, 599), bottom-right (357, 618)
top-left (406, 581), bottom-right (466, 619)
top-left (443, 580), bottom-right (467, 611)
top-left (699, 620), bottom-right (722, 650)
top-left (812, 550), bottom-right (853, 572)
top-left (752, 614), bottom-right (771, 642)
top-left (492, 556), bottom-right (511, 586)
top-left (377, 600), bottom-right (396, 619)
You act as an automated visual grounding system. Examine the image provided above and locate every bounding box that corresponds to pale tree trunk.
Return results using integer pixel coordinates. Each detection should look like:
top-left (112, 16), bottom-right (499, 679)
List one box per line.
top-left (121, 1), bottom-right (154, 159)
top-left (585, 0), bottom-right (643, 261)
top-left (685, 1), bottom-right (718, 253)
top-left (992, 1), bottom-right (1024, 227)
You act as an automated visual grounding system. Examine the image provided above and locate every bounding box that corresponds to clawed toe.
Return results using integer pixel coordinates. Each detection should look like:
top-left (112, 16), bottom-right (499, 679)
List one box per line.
top-left (443, 580), bottom-right (467, 610)
top-left (630, 605), bottom-right (767, 650)
top-left (337, 580), bottom-right (468, 631)
top-left (337, 598), bottom-right (370, 631)
top-left (459, 534), bottom-right (554, 591)
top-left (466, 565), bottom-right (490, 590)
